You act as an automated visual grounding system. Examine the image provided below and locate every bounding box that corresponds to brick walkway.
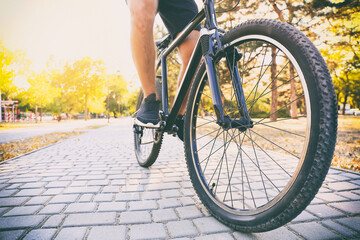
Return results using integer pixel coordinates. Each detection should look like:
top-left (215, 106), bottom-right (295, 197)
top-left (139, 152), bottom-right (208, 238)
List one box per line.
top-left (0, 118), bottom-right (359, 240)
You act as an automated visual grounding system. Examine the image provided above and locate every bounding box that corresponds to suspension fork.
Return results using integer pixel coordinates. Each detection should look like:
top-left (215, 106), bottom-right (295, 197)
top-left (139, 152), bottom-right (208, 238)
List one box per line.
top-left (225, 48), bottom-right (252, 123)
top-left (200, 0), bottom-right (225, 124)
top-left (201, 0), bottom-right (252, 127)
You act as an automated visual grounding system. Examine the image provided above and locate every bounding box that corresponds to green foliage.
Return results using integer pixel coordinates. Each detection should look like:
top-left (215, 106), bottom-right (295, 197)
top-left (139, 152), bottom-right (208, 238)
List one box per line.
top-left (0, 42), bottom-right (30, 99)
top-left (51, 57), bottom-right (107, 119)
top-left (105, 73), bottom-right (129, 117)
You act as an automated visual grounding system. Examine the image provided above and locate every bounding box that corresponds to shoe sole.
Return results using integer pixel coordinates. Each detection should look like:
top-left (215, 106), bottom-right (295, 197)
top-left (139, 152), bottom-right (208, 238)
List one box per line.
top-left (134, 119), bottom-right (160, 128)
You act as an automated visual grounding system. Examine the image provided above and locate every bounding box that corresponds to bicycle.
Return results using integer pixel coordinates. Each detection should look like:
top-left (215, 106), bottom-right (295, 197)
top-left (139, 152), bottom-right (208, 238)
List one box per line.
top-left (133, 0), bottom-right (337, 232)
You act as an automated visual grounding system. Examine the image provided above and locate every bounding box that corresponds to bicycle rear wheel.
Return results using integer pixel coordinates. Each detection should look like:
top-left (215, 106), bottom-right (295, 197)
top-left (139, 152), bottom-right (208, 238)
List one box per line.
top-left (184, 19), bottom-right (337, 232)
top-left (134, 80), bottom-right (163, 167)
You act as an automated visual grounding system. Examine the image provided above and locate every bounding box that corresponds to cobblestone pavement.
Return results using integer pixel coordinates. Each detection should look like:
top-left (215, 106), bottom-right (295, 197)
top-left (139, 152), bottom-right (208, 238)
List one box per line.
top-left (0, 118), bottom-right (359, 240)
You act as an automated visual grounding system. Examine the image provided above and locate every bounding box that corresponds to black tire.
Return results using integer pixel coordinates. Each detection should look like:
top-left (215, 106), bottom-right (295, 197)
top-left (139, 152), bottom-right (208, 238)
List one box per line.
top-left (134, 80), bottom-right (163, 167)
top-left (184, 19), bottom-right (337, 232)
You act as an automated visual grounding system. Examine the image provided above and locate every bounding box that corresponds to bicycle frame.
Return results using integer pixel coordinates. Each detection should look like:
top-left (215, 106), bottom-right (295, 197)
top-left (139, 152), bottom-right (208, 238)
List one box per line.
top-left (156, 0), bottom-right (250, 133)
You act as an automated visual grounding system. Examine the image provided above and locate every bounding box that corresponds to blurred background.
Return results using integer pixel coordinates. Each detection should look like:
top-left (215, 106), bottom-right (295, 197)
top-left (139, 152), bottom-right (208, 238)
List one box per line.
top-left (0, 0), bottom-right (358, 122)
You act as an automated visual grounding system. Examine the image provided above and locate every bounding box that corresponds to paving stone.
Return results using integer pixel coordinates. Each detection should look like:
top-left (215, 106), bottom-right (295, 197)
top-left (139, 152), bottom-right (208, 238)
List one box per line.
top-left (20, 182), bottom-right (47, 189)
top-left (76, 175), bottom-right (106, 180)
top-left (97, 202), bottom-right (126, 212)
top-left (306, 204), bottom-right (345, 218)
top-left (48, 194), bottom-right (79, 204)
top-left (152, 209), bottom-right (178, 222)
top-left (330, 201), bottom-right (360, 214)
top-left (142, 191), bottom-right (161, 200)
top-left (0, 215), bottom-right (46, 229)
top-left (38, 204), bottom-right (66, 215)
top-left (291, 210), bottom-right (318, 223)
top-left (46, 181), bottom-right (70, 188)
top-left (23, 228), bottom-right (57, 240)
top-left (321, 219), bottom-right (358, 238)
top-left (69, 181), bottom-right (87, 187)
top-left (147, 182), bottom-right (181, 191)
top-left (15, 188), bottom-right (44, 197)
top-left (4, 205), bottom-right (42, 216)
top-left (181, 188), bottom-right (195, 197)
top-left (193, 217), bottom-right (230, 234)
top-left (158, 198), bottom-right (181, 209)
top-left (289, 222), bottom-right (341, 240)
top-left (0, 230), bottom-right (24, 240)
top-left (88, 179), bottom-right (110, 186)
top-left (111, 179), bottom-right (127, 185)
top-left (25, 196), bottom-right (51, 205)
top-left (0, 189), bottom-right (18, 197)
top-left (335, 217), bottom-right (360, 232)
top-left (93, 193), bottom-right (113, 202)
top-left (64, 202), bottom-right (97, 213)
top-left (167, 220), bottom-right (199, 238)
top-left (162, 189), bottom-right (181, 198)
top-left (78, 193), bottom-right (93, 202)
top-left (102, 186), bottom-right (121, 193)
top-left (337, 191), bottom-right (360, 200)
top-left (0, 197), bottom-right (28, 207)
top-left (63, 212), bottom-right (116, 226)
top-left (195, 233), bottom-right (234, 240)
top-left (54, 227), bottom-right (87, 240)
top-left (42, 188), bottom-right (64, 195)
top-left (63, 186), bottom-right (101, 194)
top-left (316, 192), bottom-right (349, 202)
top-left (42, 215), bottom-right (66, 228)
top-left (115, 192), bottom-right (140, 201)
top-left (176, 206), bottom-right (203, 219)
top-left (252, 226), bottom-right (300, 240)
top-left (179, 197), bottom-right (195, 206)
top-left (8, 177), bottom-right (41, 183)
top-left (129, 223), bottom-right (167, 240)
top-left (129, 200), bottom-right (158, 211)
top-left (326, 182), bottom-right (360, 191)
top-left (0, 207), bottom-right (9, 215)
top-left (119, 211), bottom-right (152, 224)
top-left (88, 226), bottom-right (127, 240)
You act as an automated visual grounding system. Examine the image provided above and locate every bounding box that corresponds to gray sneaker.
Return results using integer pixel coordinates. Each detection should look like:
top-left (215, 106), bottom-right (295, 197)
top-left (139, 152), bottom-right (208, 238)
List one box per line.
top-left (135, 93), bottom-right (160, 128)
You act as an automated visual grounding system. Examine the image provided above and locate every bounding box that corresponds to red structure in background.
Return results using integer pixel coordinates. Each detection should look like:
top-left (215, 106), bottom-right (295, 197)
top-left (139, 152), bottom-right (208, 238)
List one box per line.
top-left (0, 94), bottom-right (18, 123)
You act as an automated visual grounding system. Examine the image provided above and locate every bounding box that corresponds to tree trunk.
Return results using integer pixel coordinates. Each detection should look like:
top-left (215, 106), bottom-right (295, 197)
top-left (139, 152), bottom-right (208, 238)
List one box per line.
top-left (290, 65), bottom-right (298, 118)
top-left (342, 93), bottom-right (348, 115)
top-left (84, 95), bottom-right (88, 121)
top-left (40, 107), bottom-right (43, 122)
top-left (270, 47), bottom-right (278, 122)
top-left (35, 105), bottom-right (38, 123)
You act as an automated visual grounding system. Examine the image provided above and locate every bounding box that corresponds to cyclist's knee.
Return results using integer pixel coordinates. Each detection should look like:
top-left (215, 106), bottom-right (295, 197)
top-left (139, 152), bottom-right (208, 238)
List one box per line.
top-left (128, 0), bottom-right (157, 32)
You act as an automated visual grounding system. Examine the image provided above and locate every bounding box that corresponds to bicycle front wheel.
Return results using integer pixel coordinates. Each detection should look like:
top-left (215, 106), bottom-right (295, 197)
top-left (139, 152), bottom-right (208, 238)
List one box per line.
top-left (184, 19), bottom-right (337, 232)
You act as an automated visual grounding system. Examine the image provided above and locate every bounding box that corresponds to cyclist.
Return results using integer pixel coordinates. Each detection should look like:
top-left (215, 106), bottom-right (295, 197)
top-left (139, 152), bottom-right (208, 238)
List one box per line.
top-left (128, 0), bottom-right (200, 141)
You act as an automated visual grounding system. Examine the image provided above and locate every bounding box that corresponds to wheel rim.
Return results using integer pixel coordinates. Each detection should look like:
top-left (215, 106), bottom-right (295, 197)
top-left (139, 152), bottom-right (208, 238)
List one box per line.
top-left (189, 36), bottom-right (311, 215)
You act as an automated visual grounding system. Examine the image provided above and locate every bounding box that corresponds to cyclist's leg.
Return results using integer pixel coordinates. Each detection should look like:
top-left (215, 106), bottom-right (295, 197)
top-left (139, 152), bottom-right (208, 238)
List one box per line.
top-left (177, 30), bottom-right (200, 115)
top-left (127, 0), bottom-right (158, 98)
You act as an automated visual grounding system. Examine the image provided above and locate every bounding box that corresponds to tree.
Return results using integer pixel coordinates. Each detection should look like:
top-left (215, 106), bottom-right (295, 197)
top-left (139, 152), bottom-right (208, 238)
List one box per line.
top-left (26, 71), bottom-right (60, 122)
top-left (0, 43), bottom-right (30, 99)
top-left (312, 1), bottom-right (360, 111)
top-left (105, 73), bottom-right (129, 117)
top-left (53, 57), bottom-right (107, 120)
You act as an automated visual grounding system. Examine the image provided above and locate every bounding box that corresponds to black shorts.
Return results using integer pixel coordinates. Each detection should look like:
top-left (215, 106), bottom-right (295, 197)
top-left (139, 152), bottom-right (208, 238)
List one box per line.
top-left (158, 0), bottom-right (201, 38)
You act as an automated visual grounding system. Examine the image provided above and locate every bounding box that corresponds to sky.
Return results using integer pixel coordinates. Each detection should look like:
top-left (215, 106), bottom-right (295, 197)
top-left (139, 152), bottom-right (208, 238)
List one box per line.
top-left (0, 0), bottom-right (143, 89)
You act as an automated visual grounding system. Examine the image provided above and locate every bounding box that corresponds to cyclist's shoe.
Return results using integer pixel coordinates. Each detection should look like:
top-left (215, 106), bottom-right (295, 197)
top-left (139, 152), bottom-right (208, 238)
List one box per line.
top-left (175, 115), bottom-right (184, 142)
top-left (135, 93), bottom-right (160, 128)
